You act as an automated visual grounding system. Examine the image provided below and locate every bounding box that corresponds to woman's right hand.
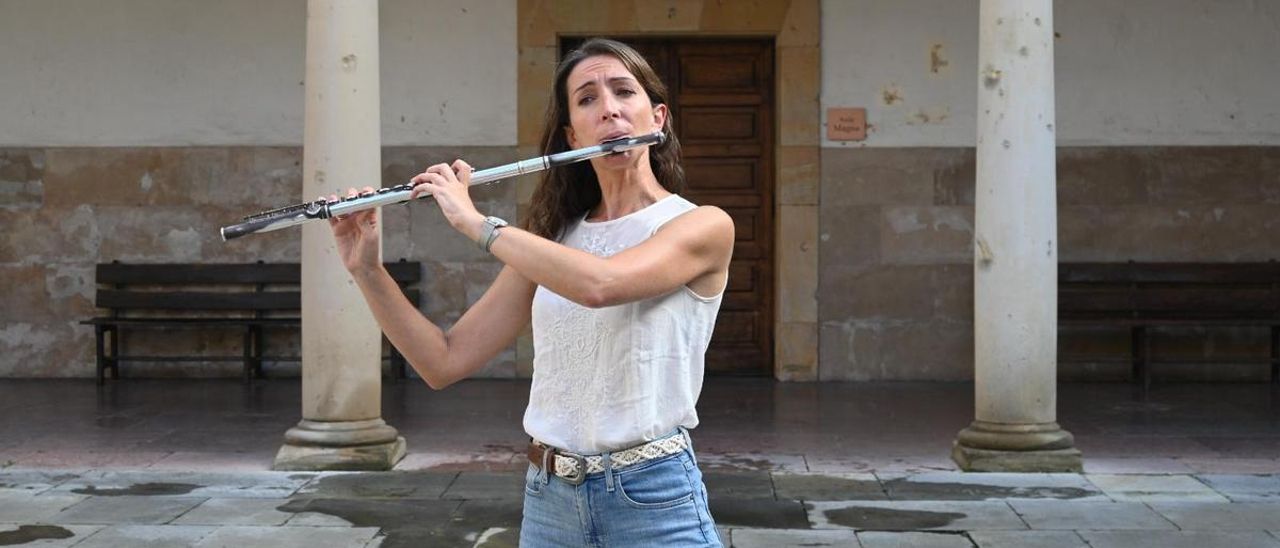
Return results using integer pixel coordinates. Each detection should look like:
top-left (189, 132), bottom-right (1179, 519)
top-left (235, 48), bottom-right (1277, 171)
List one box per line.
top-left (326, 186), bottom-right (382, 277)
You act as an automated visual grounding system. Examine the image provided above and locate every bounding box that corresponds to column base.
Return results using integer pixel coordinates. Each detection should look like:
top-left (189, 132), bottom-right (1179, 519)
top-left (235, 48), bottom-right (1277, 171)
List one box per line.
top-left (951, 420), bottom-right (1083, 472)
top-left (273, 418), bottom-right (407, 471)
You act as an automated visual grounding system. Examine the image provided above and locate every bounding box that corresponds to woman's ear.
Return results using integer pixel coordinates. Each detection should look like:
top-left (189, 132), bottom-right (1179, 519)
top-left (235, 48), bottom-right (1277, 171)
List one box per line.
top-left (652, 103), bottom-right (668, 130)
top-left (565, 126), bottom-right (579, 148)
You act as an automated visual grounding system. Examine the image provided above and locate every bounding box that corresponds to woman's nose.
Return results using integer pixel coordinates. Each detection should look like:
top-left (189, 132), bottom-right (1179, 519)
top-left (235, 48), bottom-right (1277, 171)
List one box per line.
top-left (599, 92), bottom-right (622, 120)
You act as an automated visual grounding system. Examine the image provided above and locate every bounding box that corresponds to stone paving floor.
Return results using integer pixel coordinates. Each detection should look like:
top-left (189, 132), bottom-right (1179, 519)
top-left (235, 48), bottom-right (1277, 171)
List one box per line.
top-left (1, 378), bottom-right (1278, 546)
top-left (2, 468), bottom-right (1280, 547)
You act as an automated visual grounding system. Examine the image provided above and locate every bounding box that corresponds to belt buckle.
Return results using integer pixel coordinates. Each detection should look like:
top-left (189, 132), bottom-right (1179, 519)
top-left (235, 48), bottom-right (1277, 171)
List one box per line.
top-left (558, 452), bottom-right (588, 486)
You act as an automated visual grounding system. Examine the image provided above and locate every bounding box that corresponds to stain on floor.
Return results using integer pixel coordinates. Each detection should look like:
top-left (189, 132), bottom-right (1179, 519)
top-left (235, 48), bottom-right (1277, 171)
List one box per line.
top-left (71, 482), bottom-right (200, 496)
top-left (822, 505), bottom-right (967, 530)
top-left (0, 525), bottom-right (75, 546)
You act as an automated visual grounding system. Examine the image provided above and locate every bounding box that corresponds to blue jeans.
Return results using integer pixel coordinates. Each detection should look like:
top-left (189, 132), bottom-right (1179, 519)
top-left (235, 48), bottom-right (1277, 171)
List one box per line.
top-left (520, 442), bottom-right (723, 547)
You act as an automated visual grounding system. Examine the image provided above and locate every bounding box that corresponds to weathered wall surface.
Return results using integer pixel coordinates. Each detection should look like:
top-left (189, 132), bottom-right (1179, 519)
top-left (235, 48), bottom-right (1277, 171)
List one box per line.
top-left (819, 147), bottom-right (1280, 381)
top-left (818, 0), bottom-right (1280, 380)
top-left (0, 0), bottom-right (515, 147)
top-left (821, 0), bottom-right (1280, 147)
top-left (0, 0), bottom-right (519, 378)
top-left (0, 145), bottom-right (521, 378)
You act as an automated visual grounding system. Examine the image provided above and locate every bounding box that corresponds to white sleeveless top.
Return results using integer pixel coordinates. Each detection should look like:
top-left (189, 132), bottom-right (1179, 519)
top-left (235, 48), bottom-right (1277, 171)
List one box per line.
top-left (524, 194), bottom-right (725, 454)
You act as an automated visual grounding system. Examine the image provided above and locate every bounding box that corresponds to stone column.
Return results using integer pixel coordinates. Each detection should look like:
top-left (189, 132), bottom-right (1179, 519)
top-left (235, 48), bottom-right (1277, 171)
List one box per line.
top-left (274, 0), bottom-right (405, 471)
top-left (952, 0), bottom-right (1081, 472)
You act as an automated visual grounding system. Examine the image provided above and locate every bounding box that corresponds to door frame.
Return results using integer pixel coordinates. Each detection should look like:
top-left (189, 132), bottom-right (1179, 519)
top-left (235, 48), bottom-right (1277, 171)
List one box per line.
top-left (515, 0), bottom-right (820, 381)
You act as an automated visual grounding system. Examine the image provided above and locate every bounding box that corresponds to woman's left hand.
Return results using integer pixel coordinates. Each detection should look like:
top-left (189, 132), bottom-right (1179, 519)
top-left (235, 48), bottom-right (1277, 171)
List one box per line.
top-left (409, 159), bottom-right (485, 243)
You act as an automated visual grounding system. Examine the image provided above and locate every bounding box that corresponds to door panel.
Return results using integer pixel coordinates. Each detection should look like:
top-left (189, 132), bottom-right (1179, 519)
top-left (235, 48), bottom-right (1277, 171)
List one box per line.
top-left (560, 37), bottom-right (775, 376)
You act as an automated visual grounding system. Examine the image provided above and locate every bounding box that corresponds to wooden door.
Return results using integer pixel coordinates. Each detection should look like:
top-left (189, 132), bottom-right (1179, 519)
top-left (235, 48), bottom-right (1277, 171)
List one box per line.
top-left (560, 38), bottom-right (775, 376)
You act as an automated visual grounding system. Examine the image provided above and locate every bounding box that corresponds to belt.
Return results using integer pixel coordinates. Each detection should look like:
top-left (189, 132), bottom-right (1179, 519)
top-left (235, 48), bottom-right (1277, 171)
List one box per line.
top-left (527, 432), bottom-right (689, 486)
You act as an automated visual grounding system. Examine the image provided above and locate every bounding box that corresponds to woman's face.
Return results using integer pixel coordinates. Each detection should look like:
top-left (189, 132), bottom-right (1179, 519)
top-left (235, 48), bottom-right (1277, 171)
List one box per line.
top-left (563, 54), bottom-right (667, 169)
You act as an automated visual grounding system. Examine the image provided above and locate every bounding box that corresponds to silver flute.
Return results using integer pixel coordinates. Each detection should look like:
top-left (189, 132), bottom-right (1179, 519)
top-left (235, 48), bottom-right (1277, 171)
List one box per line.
top-left (220, 131), bottom-right (666, 241)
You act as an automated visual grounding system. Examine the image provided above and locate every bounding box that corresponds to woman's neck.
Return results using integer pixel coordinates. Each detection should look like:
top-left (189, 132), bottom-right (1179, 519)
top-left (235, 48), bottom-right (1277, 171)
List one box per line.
top-left (589, 165), bottom-right (671, 222)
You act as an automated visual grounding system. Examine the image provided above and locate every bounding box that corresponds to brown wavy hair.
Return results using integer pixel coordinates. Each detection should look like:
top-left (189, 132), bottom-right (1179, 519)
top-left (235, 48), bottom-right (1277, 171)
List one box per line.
top-left (524, 38), bottom-right (684, 240)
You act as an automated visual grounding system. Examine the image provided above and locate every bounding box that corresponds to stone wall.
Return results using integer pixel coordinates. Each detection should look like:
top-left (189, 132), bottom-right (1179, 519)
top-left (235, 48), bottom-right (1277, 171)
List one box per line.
top-left (819, 146), bottom-right (1280, 381)
top-left (0, 146), bottom-right (519, 378)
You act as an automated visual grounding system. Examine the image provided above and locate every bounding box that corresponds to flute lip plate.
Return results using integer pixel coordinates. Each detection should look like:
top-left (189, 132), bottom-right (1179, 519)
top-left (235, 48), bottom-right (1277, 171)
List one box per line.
top-left (602, 131), bottom-right (664, 152)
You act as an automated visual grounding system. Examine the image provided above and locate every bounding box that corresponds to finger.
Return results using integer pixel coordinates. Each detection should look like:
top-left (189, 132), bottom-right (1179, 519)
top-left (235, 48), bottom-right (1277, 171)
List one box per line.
top-left (408, 180), bottom-right (433, 200)
top-left (426, 163), bottom-right (459, 184)
top-left (451, 159), bottom-right (473, 185)
top-left (326, 194), bottom-right (343, 220)
top-left (330, 194), bottom-right (345, 226)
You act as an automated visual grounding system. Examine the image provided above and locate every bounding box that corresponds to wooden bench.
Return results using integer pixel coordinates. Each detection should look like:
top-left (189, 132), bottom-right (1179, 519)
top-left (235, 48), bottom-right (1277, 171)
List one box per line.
top-left (81, 260), bottom-right (421, 384)
top-left (1059, 262), bottom-right (1280, 394)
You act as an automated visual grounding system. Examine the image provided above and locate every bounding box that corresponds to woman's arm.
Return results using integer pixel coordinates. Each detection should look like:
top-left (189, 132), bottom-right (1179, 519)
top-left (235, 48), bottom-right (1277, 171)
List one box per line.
top-left (486, 206), bottom-right (734, 308)
top-left (409, 160), bottom-right (735, 309)
top-left (329, 186), bottom-right (534, 390)
top-left (352, 264), bottom-right (535, 389)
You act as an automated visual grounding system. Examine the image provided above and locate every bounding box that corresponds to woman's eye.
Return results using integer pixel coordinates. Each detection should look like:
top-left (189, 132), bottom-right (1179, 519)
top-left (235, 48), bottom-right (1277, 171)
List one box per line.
top-left (577, 95), bottom-right (595, 106)
top-left (617, 88), bottom-right (636, 97)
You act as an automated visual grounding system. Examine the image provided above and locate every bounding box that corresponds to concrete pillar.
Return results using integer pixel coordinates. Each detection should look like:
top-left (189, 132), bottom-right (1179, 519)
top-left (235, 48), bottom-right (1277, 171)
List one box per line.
top-left (952, 0), bottom-right (1082, 472)
top-left (274, 0), bottom-right (405, 471)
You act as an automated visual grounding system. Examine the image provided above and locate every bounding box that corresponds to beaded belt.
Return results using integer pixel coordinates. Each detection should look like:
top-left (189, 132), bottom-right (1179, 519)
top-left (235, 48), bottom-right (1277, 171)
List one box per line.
top-left (527, 432), bottom-right (689, 485)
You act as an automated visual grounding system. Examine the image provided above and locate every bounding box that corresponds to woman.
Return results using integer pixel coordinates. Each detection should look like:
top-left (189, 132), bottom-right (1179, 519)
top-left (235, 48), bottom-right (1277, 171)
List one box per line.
top-left (329, 38), bottom-right (732, 547)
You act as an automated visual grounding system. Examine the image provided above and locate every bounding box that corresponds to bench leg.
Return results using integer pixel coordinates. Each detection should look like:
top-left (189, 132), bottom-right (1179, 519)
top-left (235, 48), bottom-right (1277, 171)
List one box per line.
top-left (242, 327), bottom-right (255, 384)
top-left (94, 325), bottom-right (107, 385)
top-left (1132, 326), bottom-right (1150, 398)
top-left (253, 326), bottom-right (265, 379)
top-left (108, 326), bottom-right (120, 379)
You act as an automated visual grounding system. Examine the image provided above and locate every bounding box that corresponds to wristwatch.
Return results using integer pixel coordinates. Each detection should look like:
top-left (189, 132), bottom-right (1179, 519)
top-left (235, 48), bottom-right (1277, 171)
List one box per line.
top-left (478, 215), bottom-right (509, 252)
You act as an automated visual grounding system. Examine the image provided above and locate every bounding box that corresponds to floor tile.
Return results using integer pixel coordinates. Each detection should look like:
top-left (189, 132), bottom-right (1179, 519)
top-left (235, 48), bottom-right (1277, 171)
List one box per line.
top-left (1080, 458), bottom-right (1196, 474)
top-left (711, 498), bottom-right (810, 529)
top-left (294, 471), bottom-right (456, 499)
top-left (1077, 530), bottom-right (1280, 548)
top-left (772, 472), bottom-right (886, 501)
top-left (883, 473), bottom-right (1106, 502)
top-left (1196, 474), bottom-right (1280, 502)
top-left (1085, 474), bottom-right (1228, 502)
top-left (53, 471), bottom-right (312, 499)
top-left (1150, 501), bottom-right (1280, 530)
top-left (393, 450), bottom-right (523, 473)
top-left (146, 452), bottom-right (277, 472)
top-left (193, 525), bottom-right (378, 548)
top-left (73, 525), bottom-right (217, 548)
top-left (700, 453), bottom-right (808, 472)
top-left (807, 501), bottom-right (1026, 531)
top-left (0, 469), bottom-right (84, 494)
top-left (1008, 500), bottom-right (1176, 530)
top-left (704, 471), bottom-right (776, 499)
top-left (1183, 459), bottom-right (1280, 474)
top-left (856, 531), bottom-right (973, 548)
top-left (0, 492), bottom-right (87, 522)
top-left (171, 498), bottom-right (294, 526)
top-left (48, 496), bottom-right (205, 525)
top-left (0, 523), bottom-right (102, 547)
top-left (729, 528), bottom-right (859, 548)
top-left (968, 530), bottom-right (1088, 548)
top-left (441, 472), bottom-right (524, 500)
